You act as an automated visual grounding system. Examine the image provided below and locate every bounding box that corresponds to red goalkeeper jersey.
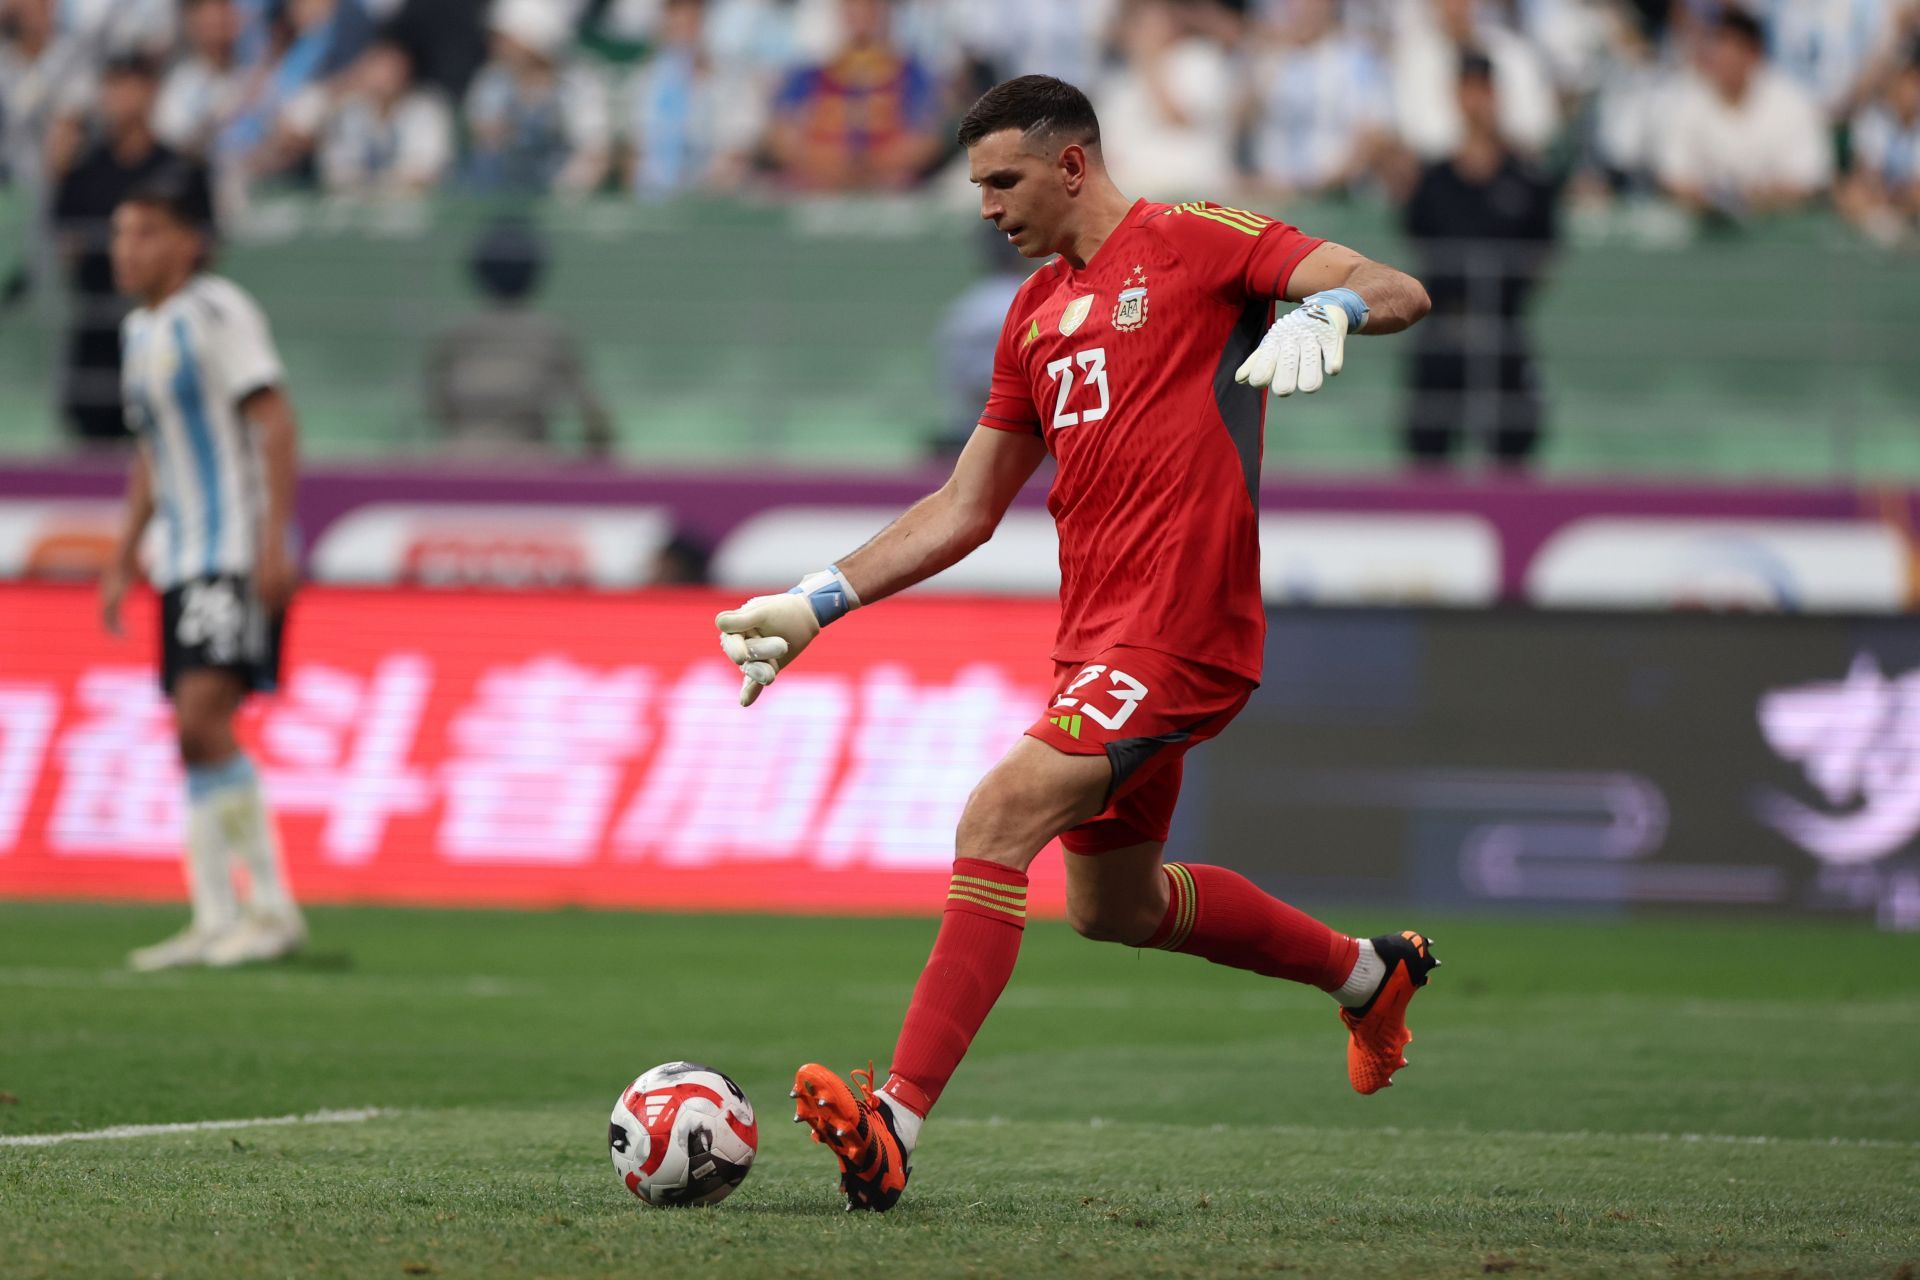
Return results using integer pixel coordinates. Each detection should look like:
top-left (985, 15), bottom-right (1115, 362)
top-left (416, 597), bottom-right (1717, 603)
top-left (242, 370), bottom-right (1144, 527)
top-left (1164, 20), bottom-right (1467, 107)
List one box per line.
top-left (978, 199), bottom-right (1323, 682)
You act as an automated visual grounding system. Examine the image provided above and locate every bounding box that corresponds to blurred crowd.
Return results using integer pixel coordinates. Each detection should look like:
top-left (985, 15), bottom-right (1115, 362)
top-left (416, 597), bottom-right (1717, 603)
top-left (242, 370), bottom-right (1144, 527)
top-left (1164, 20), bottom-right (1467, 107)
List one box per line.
top-left (3, 0), bottom-right (1918, 230)
top-left (4, 0), bottom-right (1920, 466)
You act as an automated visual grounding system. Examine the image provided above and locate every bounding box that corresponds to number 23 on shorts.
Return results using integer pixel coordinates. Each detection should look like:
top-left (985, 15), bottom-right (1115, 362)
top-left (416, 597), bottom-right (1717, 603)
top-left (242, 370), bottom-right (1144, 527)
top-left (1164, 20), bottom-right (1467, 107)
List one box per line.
top-left (1052, 664), bottom-right (1149, 731)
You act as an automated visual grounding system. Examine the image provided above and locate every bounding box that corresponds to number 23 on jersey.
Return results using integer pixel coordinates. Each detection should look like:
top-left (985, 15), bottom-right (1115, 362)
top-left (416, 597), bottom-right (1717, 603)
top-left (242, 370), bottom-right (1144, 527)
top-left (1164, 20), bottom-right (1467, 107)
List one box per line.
top-left (1045, 346), bottom-right (1110, 430)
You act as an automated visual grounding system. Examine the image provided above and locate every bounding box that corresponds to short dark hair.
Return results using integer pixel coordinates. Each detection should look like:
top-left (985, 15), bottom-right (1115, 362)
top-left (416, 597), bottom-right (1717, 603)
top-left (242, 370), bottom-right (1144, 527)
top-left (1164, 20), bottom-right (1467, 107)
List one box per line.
top-left (101, 51), bottom-right (163, 82)
top-left (120, 167), bottom-right (214, 233)
top-left (957, 75), bottom-right (1100, 153)
top-left (469, 218), bottom-right (546, 301)
top-left (1457, 49), bottom-right (1495, 82)
top-left (1713, 5), bottom-right (1767, 50)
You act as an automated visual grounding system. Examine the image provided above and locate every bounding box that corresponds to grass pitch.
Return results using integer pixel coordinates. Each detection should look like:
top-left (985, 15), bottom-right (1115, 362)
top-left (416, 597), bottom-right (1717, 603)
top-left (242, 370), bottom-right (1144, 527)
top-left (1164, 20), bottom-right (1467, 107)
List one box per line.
top-left (2, 903), bottom-right (1915, 1278)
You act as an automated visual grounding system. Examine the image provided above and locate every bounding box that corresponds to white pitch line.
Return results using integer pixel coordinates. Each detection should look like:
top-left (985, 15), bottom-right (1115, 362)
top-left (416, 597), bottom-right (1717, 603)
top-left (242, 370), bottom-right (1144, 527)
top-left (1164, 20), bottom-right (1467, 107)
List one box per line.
top-left (943, 1118), bottom-right (1920, 1152)
top-left (0, 1107), bottom-right (390, 1148)
top-left (0, 967), bottom-right (533, 999)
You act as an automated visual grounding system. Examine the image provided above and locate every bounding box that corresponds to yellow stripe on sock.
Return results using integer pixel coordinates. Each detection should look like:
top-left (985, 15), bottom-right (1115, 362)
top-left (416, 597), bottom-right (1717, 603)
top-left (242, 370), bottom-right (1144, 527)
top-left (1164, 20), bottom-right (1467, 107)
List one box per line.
top-left (948, 888), bottom-right (1027, 919)
top-left (1167, 859), bottom-right (1182, 951)
top-left (949, 875), bottom-right (1027, 905)
top-left (949, 888), bottom-right (1027, 913)
top-left (1160, 862), bottom-right (1197, 950)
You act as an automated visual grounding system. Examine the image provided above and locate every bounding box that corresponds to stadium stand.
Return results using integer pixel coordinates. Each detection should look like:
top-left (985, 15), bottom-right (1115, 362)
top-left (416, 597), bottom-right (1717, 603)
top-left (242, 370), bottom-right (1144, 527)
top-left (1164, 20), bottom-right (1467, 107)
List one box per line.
top-left (2, 190), bottom-right (1916, 478)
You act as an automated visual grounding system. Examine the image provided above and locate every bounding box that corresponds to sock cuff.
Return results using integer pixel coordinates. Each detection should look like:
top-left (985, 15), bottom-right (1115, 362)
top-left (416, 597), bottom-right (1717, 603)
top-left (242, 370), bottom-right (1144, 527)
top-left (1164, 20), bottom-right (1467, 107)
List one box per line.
top-left (1320, 930), bottom-right (1362, 993)
top-left (880, 1074), bottom-right (932, 1120)
top-left (186, 753), bottom-right (257, 801)
top-left (1150, 861), bottom-right (1199, 951)
top-left (946, 858), bottom-right (1027, 927)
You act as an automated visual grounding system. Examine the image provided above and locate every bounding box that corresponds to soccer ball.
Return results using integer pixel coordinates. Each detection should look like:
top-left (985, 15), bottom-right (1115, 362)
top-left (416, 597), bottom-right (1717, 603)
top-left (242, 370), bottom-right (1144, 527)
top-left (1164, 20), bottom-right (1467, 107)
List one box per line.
top-left (609, 1062), bottom-right (758, 1207)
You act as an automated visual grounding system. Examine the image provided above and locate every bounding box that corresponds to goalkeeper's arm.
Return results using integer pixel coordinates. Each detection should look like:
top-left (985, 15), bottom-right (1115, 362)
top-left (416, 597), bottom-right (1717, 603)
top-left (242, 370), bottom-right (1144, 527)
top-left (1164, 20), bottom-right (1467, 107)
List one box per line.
top-left (1284, 242), bottom-right (1430, 335)
top-left (716, 425), bottom-right (1047, 705)
top-left (1235, 242), bottom-right (1430, 395)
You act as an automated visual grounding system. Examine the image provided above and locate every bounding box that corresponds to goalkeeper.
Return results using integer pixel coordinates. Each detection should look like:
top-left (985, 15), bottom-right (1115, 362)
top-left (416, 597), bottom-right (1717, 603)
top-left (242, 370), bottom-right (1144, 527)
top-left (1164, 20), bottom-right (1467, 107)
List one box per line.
top-left (717, 75), bottom-right (1433, 1213)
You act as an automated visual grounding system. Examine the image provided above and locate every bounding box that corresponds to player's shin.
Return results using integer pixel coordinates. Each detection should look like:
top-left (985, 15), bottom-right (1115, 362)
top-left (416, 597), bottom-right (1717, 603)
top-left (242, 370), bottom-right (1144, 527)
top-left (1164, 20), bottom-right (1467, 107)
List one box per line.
top-left (212, 754), bottom-right (298, 918)
top-left (881, 857), bottom-right (1028, 1146)
top-left (183, 761), bottom-right (243, 934)
top-left (1141, 862), bottom-right (1363, 995)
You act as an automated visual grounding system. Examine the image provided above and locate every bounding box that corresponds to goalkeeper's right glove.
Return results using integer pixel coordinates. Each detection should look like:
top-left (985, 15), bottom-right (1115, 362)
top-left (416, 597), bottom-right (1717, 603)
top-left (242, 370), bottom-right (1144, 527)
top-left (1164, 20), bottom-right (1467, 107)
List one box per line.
top-left (715, 566), bottom-right (860, 707)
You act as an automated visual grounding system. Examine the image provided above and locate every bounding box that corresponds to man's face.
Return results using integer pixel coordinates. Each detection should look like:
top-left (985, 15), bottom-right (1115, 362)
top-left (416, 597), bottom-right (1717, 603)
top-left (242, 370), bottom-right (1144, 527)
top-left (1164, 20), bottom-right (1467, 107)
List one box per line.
top-left (968, 129), bottom-right (1075, 259)
top-left (1457, 73), bottom-right (1499, 135)
top-left (2, 0), bottom-right (55, 45)
top-left (1890, 65), bottom-right (1920, 119)
top-left (1700, 29), bottom-right (1759, 96)
top-left (1433, 0), bottom-right (1474, 41)
top-left (356, 43), bottom-right (409, 102)
top-left (660, 0), bottom-right (703, 45)
top-left (840, 0), bottom-right (887, 46)
top-left (1286, 0), bottom-right (1336, 43)
top-left (493, 32), bottom-right (550, 75)
top-left (111, 203), bottom-right (196, 299)
top-left (183, 0), bottom-right (238, 59)
top-left (99, 69), bottom-right (159, 135)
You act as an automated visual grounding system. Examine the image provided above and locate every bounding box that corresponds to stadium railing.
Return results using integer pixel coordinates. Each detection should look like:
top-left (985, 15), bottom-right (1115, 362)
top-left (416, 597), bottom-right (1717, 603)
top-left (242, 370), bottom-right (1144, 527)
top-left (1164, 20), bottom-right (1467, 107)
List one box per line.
top-left (2, 192), bottom-right (1917, 479)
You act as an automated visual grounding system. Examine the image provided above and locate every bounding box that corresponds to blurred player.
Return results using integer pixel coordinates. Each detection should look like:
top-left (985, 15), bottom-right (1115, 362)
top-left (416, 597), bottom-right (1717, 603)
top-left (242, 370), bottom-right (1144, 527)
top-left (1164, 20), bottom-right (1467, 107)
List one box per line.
top-left (99, 177), bottom-right (307, 971)
top-left (716, 76), bottom-right (1435, 1211)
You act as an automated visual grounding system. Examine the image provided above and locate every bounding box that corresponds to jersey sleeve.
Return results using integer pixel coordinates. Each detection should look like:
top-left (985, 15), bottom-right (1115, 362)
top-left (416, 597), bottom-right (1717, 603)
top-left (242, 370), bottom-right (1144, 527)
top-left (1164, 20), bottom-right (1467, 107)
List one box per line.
top-left (976, 285), bottom-right (1042, 436)
top-left (208, 285), bottom-right (285, 403)
top-left (1149, 202), bottom-right (1324, 304)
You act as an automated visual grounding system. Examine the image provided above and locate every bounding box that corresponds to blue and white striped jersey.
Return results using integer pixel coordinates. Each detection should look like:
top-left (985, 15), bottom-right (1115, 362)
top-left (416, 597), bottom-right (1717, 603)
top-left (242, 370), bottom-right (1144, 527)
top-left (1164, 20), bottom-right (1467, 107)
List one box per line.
top-left (120, 274), bottom-right (285, 592)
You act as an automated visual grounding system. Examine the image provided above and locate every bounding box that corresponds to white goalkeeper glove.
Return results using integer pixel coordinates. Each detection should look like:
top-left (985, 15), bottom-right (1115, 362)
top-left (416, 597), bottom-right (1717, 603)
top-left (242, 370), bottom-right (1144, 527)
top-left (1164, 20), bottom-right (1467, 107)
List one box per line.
top-left (1234, 288), bottom-right (1370, 396)
top-left (715, 566), bottom-right (860, 707)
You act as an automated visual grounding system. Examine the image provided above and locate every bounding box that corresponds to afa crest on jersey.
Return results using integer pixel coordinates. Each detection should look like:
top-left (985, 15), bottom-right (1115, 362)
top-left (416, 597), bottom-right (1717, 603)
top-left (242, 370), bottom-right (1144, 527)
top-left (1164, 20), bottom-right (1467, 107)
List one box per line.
top-left (1112, 266), bottom-right (1149, 333)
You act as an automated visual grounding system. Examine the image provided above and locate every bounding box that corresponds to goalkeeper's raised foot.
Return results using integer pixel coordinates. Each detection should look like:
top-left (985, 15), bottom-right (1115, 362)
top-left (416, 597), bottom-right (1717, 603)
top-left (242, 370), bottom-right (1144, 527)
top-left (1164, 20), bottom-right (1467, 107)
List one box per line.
top-left (1341, 930), bottom-right (1440, 1094)
top-left (790, 1063), bottom-right (911, 1212)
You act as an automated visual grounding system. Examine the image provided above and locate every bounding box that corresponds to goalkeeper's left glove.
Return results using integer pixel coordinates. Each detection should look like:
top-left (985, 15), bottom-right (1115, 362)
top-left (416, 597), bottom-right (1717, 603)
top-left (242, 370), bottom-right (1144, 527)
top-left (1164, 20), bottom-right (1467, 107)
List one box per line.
top-left (1234, 287), bottom-right (1370, 396)
top-left (715, 566), bottom-right (859, 707)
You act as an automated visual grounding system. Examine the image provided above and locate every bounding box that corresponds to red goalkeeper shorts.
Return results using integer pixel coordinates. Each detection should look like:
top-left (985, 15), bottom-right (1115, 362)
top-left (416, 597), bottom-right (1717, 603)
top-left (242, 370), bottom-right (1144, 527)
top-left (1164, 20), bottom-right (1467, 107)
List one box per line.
top-left (1024, 645), bottom-right (1255, 855)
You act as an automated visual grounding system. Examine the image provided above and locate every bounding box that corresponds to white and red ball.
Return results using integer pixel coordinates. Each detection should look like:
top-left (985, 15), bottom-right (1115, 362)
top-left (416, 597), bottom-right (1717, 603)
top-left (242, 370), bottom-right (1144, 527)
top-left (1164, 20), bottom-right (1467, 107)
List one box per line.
top-left (609, 1062), bottom-right (758, 1207)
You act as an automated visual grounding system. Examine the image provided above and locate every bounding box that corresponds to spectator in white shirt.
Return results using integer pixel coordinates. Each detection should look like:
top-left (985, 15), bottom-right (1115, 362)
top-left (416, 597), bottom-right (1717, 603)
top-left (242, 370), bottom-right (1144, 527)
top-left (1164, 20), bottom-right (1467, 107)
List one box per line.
top-left (1576, 1), bottom-right (1673, 192)
top-left (1390, 0), bottom-right (1561, 159)
top-left (1242, 0), bottom-right (1391, 200)
top-left (1, 0), bottom-right (94, 194)
top-left (1097, 0), bottom-right (1237, 200)
top-left (466, 0), bottom-right (612, 195)
top-left (299, 39), bottom-right (453, 197)
top-left (1838, 42), bottom-right (1920, 242)
top-left (152, 0), bottom-right (248, 160)
top-left (1655, 6), bottom-right (1833, 218)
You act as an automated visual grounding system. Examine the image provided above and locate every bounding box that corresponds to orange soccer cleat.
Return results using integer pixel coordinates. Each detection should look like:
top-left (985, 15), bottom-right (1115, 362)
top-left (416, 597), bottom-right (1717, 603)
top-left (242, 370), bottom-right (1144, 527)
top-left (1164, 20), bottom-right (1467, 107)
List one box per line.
top-left (790, 1063), bottom-right (912, 1212)
top-left (1340, 930), bottom-right (1441, 1094)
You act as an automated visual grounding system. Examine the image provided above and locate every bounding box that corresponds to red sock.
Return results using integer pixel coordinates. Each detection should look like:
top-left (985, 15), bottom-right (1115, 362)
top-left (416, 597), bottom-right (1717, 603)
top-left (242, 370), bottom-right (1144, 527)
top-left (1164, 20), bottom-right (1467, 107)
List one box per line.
top-left (882, 858), bottom-right (1027, 1119)
top-left (1143, 862), bottom-right (1358, 990)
